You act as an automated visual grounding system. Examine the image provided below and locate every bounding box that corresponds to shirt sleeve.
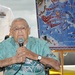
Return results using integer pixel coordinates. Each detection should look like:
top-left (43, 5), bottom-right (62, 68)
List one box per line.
top-left (42, 42), bottom-right (59, 61)
top-left (0, 43), bottom-right (6, 71)
top-left (0, 43), bottom-right (6, 60)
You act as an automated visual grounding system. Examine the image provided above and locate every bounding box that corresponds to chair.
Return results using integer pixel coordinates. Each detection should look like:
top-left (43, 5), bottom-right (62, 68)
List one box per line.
top-left (45, 65), bottom-right (61, 75)
top-left (45, 65), bottom-right (51, 75)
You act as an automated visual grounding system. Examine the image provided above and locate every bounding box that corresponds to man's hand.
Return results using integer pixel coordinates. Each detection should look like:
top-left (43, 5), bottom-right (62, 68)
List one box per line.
top-left (0, 47), bottom-right (27, 67)
top-left (24, 47), bottom-right (38, 60)
top-left (13, 47), bottom-right (38, 64)
top-left (13, 47), bottom-right (26, 64)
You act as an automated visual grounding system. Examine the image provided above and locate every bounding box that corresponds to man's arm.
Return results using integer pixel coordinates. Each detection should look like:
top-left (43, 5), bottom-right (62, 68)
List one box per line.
top-left (0, 57), bottom-right (16, 68)
top-left (39, 56), bottom-right (60, 70)
top-left (0, 50), bottom-right (26, 68)
top-left (17, 47), bottom-right (60, 70)
top-left (26, 50), bottom-right (60, 70)
top-left (26, 51), bottom-right (60, 70)
top-left (0, 47), bottom-right (60, 70)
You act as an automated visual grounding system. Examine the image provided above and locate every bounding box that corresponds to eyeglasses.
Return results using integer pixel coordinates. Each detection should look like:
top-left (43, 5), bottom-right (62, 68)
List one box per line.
top-left (12, 26), bottom-right (28, 32)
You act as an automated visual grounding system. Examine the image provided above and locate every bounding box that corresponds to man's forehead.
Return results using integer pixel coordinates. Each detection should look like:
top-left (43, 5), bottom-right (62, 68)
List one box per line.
top-left (11, 20), bottom-right (28, 28)
top-left (13, 20), bottom-right (27, 24)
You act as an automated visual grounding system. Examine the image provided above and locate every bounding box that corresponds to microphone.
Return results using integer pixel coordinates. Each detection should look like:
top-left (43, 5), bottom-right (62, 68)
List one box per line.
top-left (18, 38), bottom-right (24, 47)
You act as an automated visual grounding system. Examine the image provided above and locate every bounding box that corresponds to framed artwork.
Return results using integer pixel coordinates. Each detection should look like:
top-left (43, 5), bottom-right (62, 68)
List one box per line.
top-left (36, 0), bottom-right (75, 49)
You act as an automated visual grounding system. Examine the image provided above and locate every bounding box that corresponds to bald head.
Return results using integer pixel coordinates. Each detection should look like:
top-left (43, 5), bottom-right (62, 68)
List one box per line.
top-left (10, 18), bottom-right (29, 29)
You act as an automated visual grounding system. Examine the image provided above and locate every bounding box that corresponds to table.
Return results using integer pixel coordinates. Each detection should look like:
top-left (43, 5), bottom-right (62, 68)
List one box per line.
top-left (53, 49), bottom-right (75, 75)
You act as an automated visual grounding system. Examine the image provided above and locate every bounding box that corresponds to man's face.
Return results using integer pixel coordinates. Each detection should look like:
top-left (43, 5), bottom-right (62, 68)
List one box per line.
top-left (10, 20), bottom-right (30, 43)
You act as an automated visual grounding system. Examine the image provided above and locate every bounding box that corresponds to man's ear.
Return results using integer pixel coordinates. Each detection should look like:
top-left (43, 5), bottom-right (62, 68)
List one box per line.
top-left (9, 28), bottom-right (13, 36)
top-left (28, 28), bottom-right (30, 35)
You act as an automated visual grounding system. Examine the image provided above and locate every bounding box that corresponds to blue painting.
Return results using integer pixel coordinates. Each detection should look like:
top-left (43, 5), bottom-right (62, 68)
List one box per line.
top-left (36, 0), bottom-right (75, 49)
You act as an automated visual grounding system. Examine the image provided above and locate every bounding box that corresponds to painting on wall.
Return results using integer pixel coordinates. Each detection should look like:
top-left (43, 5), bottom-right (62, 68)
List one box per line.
top-left (36, 0), bottom-right (75, 49)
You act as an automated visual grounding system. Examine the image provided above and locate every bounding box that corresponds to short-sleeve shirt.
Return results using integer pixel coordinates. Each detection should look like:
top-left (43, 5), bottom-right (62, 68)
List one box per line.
top-left (0, 37), bottom-right (59, 75)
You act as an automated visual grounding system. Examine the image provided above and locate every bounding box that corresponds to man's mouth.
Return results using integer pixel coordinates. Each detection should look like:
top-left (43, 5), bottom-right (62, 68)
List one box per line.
top-left (18, 35), bottom-right (23, 38)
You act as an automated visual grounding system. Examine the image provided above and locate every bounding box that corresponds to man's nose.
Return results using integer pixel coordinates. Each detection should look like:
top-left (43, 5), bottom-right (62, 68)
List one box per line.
top-left (18, 29), bottom-right (22, 33)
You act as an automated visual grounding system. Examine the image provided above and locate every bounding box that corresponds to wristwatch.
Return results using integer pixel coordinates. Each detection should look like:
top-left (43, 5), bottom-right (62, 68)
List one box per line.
top-left (37, 55), bottom-right (42, 62)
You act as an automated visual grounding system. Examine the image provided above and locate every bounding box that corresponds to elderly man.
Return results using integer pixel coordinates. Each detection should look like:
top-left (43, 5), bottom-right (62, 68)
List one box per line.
top-left (0, 18), bottom-right (60, 75)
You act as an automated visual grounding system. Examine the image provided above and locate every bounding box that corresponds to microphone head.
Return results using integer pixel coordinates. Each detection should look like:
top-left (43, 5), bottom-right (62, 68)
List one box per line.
top-left (18, 38), bottom-right (24, 47)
